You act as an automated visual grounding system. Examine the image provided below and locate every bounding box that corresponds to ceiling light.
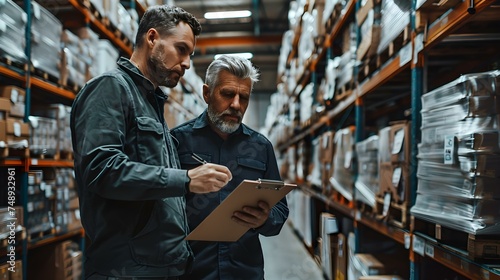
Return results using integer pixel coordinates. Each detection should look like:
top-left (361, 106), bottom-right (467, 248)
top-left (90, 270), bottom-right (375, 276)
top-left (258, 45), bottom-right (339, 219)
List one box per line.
top-left (214, 52), bottom-right (253, 60)
top-left (204, 10), bottom-right (252, 19)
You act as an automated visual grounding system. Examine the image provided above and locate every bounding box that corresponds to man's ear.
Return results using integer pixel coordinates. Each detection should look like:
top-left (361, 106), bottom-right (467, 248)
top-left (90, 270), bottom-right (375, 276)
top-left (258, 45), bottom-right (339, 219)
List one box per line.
top-left (202, 84), bottom-right (210, 104)
top-left (147, 28), bottom-right (158, 47)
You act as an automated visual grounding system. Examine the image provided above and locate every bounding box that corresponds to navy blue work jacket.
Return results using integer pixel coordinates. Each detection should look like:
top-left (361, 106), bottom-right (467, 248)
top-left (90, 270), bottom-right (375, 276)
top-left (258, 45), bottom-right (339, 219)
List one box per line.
top-left (171, 110), bottom-right (289, 280)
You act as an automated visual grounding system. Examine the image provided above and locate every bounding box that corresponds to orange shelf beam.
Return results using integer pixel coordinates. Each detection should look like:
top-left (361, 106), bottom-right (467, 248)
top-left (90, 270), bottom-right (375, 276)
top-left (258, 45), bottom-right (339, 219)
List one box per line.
top-left (68, 0), bottom-right (133, 56)
top-left (29, 158), bottom-right (74, 168)
top-left (30, 76), bottom-right (76, 100)
top-left (0, 66), bottom-right (26, 83)
top-left (424, 0), bottom-right (496, 52)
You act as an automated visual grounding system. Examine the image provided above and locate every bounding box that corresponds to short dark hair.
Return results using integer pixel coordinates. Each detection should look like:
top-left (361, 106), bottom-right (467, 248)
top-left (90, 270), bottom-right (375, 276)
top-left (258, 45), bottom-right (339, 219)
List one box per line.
top-left (135, 5), bottom-right (202, 48)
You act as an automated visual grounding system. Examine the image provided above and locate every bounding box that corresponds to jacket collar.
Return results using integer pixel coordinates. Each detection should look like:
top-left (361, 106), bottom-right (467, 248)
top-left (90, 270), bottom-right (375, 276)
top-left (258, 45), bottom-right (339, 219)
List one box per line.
top-left (193, 110), bottom-right (251, 136)
top-left (117, 57), bottom-right (166, 96)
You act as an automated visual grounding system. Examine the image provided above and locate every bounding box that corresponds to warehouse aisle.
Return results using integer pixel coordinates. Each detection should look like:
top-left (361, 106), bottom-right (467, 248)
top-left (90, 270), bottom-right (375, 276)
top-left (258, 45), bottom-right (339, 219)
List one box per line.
top-left (260, 221), bottom-right (325, 280)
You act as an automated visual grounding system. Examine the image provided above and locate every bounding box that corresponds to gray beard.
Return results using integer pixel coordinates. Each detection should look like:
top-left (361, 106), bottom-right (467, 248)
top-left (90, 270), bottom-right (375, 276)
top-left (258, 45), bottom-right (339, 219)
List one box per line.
top-left (207, 106), bottom-right (241, 134)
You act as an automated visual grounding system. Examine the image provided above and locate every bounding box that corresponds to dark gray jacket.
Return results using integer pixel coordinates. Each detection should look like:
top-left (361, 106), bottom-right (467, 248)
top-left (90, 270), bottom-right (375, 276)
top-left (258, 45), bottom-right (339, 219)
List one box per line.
top-left (70, 57), bottom-right (192, 278)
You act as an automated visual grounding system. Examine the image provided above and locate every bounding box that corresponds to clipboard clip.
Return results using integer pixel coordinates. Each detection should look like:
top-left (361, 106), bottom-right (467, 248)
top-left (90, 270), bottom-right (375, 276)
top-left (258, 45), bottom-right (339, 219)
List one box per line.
top-left (255, 178), bottom-right (285, 190)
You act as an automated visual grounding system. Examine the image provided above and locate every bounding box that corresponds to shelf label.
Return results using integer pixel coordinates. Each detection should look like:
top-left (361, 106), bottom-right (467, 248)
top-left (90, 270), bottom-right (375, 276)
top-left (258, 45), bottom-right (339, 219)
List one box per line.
top-left (399, 43), bottom-right (412, 67)
top-left (481, 269), bottom-right (490, 280)
top-left (392, 129), bottom-right (405, 155)
top-left (413, 235), bottom-right (426, 257)
top-left (392, 167), bottom-right (402, 188)
top-left (413, 33), bottom-right (424, 64)
top-left (425, 243), bottom-right (434, 258)
top-left (444, 135), bottom-right (455, 164)
top-left (404, 233), bottom-right (411, 249)
top-left (31, 159), bottom-right (38, 166)
top-left (383, 192), bottom-right (391, 217)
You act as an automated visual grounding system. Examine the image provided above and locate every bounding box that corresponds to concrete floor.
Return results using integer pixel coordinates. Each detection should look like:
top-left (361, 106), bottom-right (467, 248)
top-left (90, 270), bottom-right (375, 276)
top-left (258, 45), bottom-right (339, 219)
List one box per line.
top-left (260, 221), bottom-right (325, 280)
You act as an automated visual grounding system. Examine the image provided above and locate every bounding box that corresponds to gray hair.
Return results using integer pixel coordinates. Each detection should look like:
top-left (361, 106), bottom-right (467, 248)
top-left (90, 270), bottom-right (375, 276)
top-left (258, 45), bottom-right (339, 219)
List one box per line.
top-left (205, 55), bottom-right (260, 93)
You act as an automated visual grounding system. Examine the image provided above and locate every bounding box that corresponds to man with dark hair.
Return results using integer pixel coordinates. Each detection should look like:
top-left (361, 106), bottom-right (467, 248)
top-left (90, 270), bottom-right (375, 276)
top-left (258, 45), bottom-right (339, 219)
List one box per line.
top-left (172, 55), bottom-right (289, 280)
top-left (71, 6), bottom-right (232, 279)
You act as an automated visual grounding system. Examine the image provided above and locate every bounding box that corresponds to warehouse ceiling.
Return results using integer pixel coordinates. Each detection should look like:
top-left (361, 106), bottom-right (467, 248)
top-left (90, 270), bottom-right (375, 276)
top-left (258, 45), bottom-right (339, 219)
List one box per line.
top-left (174, 0), bottom-right (291, 94)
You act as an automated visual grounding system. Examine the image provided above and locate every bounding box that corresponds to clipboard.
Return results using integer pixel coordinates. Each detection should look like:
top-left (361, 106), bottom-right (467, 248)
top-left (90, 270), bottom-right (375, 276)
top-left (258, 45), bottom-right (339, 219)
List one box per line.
top-left (185, 179), bottom-right (297, 242)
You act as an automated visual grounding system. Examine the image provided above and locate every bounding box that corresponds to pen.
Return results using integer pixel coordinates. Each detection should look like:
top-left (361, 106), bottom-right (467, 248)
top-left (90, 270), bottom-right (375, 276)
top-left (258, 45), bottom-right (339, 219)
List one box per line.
top-left (191, 153), bottom-right (207, 165)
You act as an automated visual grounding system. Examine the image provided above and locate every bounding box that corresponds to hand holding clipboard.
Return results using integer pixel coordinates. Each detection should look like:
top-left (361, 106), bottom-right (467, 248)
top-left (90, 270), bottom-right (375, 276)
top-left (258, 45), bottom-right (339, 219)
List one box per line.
top-left (185, 179), bottom-right (297, 242)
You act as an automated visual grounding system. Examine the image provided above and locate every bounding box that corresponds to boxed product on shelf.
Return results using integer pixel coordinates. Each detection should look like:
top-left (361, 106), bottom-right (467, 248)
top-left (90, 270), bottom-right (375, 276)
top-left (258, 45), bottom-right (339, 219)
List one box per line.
top-left (0, 98), bottom-right (10, 120)
top-left (74, 27), bottom-right (100, 79)
top-left (412, 70), bottom-right (500, 236)
top-left (319, 130), bottom-right (335, 194)
top-left (31, 104), bottom-right (73, 156)
top-left (28, 116), bottom-right (58, 158)
top-left (376, 0), bottom-right (411, 55)
top-left (348, 232), bottom-right (386, 279)
top-left (0, 85), bottom-right (26, 118)
top-left (26, 170), bottom-right (54, 240)
top-left (319, 212), bottom-right (339, 280)
top-left (308, 137), bottom-right (322, 187)
top-left (0, 0), bottom-right (28, 64)
top-left (60, 30), bottom-right (92, 88)
top-left (30, 1), bottom-right (63, 80)
top-left (329, 126), bottom-right (355, 201)
top-left (5, 117), bottom-right (30, 144)
top-left (357, 7), bottom-right (381, 61)
top-left (28, 240), bottom-right (82, 280)
top-left (355, 135), bottom-right (379, 207)
top-left (95, 39), bottom-right (119, 76)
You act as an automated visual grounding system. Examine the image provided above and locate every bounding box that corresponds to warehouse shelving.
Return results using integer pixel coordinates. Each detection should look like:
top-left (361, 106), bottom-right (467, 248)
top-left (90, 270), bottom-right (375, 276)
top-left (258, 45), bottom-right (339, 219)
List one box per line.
top-left (0, 1), bottom-right (151, 279)
top-left (276, 0), bottom-right (500, 279)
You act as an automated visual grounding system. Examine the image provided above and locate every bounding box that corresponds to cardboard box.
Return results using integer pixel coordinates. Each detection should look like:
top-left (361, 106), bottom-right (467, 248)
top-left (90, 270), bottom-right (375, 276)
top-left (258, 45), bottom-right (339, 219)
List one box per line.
top-left (336, 233), bottom-right (347, 280)
top-left (0, 98), bottom-right (11, 119)
top-left (0, 120), bottom-right (6, 142)
top-left (389, 121), bottom-right (410, 164)
top-left (378, 162), bottom-right (409, 204)
top-left (6, 117), bottom-right (29, 137)
top-left (0, 85), bottom-right (26, 118)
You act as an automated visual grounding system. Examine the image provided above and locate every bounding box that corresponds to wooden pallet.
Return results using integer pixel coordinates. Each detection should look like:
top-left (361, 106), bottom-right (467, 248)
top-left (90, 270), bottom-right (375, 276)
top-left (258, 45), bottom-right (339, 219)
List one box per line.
top-left (324, 3), bottom-right (344, 34)
top-left (27, 227), bottom-right (55, 243)
top-left (374, 195), bottom-right (410, 229)
top-left (357, 25), bottom-right (411, 83)
top-left (29, 149), bottom-right (58, 160)
top-left (31, 67), bottom-right (60, 86)
top-left (59, 76), bottom-right (82, 93)
top-left (411, 216), bottom-right (500, 262)
top-left (334, 79), bottom-right (355, 102)
top-left (80, 0), bottom-right (104, 21)
top-left (55, 150), bottom-right (74, 161)
top-left (0, 55), bottom-right (28, 72)
top-left (0, 146), bottom-right (30, 158)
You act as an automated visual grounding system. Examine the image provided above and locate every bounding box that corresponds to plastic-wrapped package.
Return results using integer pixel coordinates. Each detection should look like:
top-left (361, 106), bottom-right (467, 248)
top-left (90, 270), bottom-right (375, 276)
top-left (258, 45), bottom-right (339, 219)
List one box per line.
top-left (422, 70), bottom-right (500, 110)
top-left (355, 135), bottom-right (379, 206)
top-left (377, 0), bottom-right (411, 54)
top-left (31, 1), bottom-right (62, 79)
top-left (411, 194), bottom-right (500, 234)
top-left (412, 70), bottom-right (500, 235)
top-left (417, 160), bottom-right (500, 199)
top-left (0, 0), bottom-right (28, 63)
top-left (330, 126), bottom-right (355, 201)
top-left (420, 116), bottom-right (500, 156)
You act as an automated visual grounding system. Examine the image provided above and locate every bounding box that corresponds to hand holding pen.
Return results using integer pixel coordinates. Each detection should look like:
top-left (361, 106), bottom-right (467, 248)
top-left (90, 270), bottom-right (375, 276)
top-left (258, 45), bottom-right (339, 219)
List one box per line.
top-left (186, 153), bottom-right (232, 193)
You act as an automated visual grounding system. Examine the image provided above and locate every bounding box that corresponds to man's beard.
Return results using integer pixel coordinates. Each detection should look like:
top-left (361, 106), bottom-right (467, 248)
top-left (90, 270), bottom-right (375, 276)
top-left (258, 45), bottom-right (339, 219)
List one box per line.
top-left (149, 53), bottom-right (178, 87)
top-left (207, 106), bottom-right (242, 134)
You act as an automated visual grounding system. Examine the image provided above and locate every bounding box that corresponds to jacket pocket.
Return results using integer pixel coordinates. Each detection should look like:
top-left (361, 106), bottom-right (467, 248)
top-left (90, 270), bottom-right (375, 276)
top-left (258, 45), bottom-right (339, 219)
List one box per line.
top-left (136, 116), bottom-right (164, 164)
top-left (129, 198), bottom-right (189, 266)
top-left (235, 157), bottom-right (267, 179)
top-left (178, 152), bottom-right (212, 168)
